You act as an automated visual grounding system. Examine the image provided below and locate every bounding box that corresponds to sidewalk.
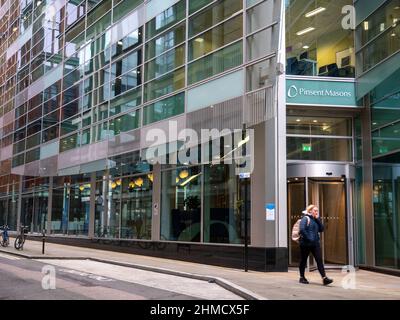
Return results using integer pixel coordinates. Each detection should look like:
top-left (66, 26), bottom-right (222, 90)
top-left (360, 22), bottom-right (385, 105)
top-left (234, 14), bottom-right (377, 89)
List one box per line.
top-left (1, 239), bottom-right (400, 300)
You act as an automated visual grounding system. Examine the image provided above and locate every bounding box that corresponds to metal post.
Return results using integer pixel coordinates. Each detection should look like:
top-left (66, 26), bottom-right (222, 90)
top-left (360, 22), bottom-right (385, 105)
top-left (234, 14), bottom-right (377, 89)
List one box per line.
top-left (244, 177), bottom-right (249, 272)
top-left (242, 124), bottom-right (249, 272)
top-left (42, 229), bottom-right (46, 255)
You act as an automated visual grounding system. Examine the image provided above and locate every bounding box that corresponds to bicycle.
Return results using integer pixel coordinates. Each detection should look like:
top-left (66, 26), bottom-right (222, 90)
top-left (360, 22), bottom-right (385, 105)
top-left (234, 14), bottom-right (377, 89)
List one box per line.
top-left (0, 225), bottom-right (10, 247)
top-left (14, 225), bottom-right (29, 250)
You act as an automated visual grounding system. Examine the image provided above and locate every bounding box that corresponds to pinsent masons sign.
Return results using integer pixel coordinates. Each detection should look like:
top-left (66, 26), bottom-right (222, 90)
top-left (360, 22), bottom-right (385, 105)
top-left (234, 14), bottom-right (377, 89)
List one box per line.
top-left (286, 78), bottom-right (357, 107)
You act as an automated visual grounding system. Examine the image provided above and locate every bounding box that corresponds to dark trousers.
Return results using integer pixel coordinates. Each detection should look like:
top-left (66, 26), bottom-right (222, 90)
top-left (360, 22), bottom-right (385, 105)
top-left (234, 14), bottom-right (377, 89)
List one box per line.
top-left (299, 245), bottom-right (326, 278)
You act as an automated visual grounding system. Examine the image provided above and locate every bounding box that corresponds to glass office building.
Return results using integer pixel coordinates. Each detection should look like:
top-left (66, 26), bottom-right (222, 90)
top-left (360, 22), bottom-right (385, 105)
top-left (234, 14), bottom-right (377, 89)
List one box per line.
top-left (0, 0), bottom-right (399, 273)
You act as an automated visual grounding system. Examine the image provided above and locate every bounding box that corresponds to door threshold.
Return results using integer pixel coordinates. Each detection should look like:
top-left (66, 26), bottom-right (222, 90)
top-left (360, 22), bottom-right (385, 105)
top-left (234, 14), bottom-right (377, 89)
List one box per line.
top-left (309, 265), bottom-right (350, 271)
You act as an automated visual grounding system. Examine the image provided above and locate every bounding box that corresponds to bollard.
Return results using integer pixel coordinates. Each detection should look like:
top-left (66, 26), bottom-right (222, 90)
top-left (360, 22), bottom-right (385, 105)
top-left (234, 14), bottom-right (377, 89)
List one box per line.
top-left (42, 229), bottom-right (46, 255)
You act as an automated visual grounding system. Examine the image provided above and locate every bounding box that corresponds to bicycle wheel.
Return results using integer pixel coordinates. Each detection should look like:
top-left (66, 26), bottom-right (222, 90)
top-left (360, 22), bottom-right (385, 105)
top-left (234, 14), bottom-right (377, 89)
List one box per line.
top-left (14, 236), bottom-right (24, 250)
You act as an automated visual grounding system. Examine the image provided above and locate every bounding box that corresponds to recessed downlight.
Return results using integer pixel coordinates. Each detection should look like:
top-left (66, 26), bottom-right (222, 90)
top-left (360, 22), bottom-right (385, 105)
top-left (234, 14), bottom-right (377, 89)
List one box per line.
top-left (296, 27), bottom-right (315, 36)
top-left (305, 7), bottom-right (326, 18)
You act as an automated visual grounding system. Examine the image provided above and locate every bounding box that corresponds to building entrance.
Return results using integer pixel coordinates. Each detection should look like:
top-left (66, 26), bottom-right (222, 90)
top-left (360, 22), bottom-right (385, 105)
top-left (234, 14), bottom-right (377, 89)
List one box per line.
top-left (287, 163), bottom-right (355, 269)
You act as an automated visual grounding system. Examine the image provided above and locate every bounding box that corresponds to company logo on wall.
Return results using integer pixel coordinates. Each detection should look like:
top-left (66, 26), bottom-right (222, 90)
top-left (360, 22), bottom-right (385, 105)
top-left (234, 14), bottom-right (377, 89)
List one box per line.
top-left (287, 85), bottom-right (299, 98)
top-left (287, 84), bottom-right (353, 99)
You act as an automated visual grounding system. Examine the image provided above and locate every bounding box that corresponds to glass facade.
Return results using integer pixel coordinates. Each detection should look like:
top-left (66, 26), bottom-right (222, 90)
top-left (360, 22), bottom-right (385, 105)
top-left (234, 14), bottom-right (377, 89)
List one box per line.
top-left (7, 0), bottom-right (400, 274)
top-left (356, 0), bottom-right (400, 74)
top-left (286, 0), bottom-right (355, 78)
top-left (356, 0), bottom-right (400, 270)
top-left (1, 0), bottom-right (259, 246)
top-left (287, 116), bottom-right (353, 162)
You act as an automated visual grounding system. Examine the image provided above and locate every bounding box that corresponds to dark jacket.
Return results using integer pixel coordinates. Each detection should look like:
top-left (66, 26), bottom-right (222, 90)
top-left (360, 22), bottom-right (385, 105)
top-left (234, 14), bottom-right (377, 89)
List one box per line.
top-left (299, 214), bottom-right (324, 247)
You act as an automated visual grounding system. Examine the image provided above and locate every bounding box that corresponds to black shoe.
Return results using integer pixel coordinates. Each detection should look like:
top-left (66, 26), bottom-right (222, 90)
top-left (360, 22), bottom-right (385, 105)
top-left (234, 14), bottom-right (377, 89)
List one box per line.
top-left (299, 277), bottom-right (309, 284)
top-left (323, 277), bottom-right (333, 286)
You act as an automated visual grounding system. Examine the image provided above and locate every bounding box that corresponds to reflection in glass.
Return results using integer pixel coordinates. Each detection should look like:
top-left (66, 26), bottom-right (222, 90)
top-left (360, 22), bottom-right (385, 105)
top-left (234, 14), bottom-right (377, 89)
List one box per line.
top-left (204, 164), bottom-right (250, 244)
top-left (120, 175), bottom-right (152, 239)
top-left (161, 166), bottom-right (201, 242)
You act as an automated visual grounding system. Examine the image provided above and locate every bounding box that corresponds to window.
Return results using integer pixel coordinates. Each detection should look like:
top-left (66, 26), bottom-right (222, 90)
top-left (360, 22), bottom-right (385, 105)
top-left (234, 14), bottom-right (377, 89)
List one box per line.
top-left (144, 67), bottom-right (185, 102)
top-left (145, 45), bottom-right (185, 81)
top-left (113, 0), bottom-right (143, 23)
top-left (189, 0), bottom-right (243, 37)
top-left (189, 15), bottom-right (243, 61)
top-left (143, 92), bottom-right (185, 125)
top-left (109, 110), bottom-right (140, 136)
top-left (146, 0), bottom-right (186, 40)
top-left (286, 0), bottom-right (355, 78)
top-left (286, 116), bottom-right (353, 161)
top-left (145, 23), bottom-right (185, 60)
top-left (188, 41), bottom-right (243, 84)
top-left (161, 166), bottom-right (202, 242)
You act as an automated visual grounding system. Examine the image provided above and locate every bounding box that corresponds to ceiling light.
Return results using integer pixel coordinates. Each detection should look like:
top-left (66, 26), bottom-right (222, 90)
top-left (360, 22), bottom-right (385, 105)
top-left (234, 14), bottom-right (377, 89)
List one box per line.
top-left (313, 120), bottom-right (318, 123)
top-left (179, 170), bottom-right (189, 179)
top-left (305, 7), bottom-right (326, 18)
top-left (296, 119), bottom-right (301, 122)
top-left (180, 173), bottom-right (201, 187)
top-left (296, 27), bottom-right (315, 36)
top-left (363, 21), bottom-right (369, 31)
top-left (392, 32), bottom-right (396, 37)
top-left (194, 38), bottom-right (204, 43)
top-left (303, 45), bottom-right (310, 49)
top-left (37, 0), bottom-right (42, 6)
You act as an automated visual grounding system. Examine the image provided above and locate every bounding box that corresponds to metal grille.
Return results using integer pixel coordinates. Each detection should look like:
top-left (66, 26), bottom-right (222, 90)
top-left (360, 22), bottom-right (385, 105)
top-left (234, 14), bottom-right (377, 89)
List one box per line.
top-left (244, 86), bottom-right (276, 127)
top-left (186, 96), bottom-right (244, 133)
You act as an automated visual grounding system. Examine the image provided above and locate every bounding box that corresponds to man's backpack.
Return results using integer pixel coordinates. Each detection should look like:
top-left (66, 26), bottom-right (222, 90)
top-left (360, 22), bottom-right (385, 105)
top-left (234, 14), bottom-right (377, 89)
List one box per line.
top-left (291, 216), bottom-right (310, 243)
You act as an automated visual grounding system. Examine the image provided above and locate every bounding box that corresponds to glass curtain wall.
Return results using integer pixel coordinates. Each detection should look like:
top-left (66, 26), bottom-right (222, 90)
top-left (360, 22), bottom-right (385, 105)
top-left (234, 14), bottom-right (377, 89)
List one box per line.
top-left (160, 161), bottom-right (250, 245)
top-left (286, 0), bottom-right (355, 77)
top-left (95, 152), bottom-right (153, 239)
top-left (373, 165), bottom-right (400, 269)
top-left (287, 116), bottom-right (353, 161)
top-left (20, 178), bottom-right (49, 233)
top-left (356, 0), bottom-right (400, 75)
top-left (51, 175), bottom-right (90, 235)
top-left (204, 164), bottom-right (249, 244)
top-left (161, 166), bottom-right (202, 242)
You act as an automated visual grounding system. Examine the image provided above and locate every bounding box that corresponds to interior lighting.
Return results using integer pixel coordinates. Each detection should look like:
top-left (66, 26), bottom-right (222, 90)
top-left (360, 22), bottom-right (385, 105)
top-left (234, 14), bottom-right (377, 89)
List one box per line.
top-left (296, 27), bottom-right (315, 36)
top-left (179, 170), bottom-right (189, 179)
top-left (134, 177), bottom-right (144, 187)
top-left (363, 21), bottom-right (369, 31)
top-left (305, 7), bottom-right (326, 18)
top-left (180, 173), bottom-right (201, 187)
top-left (194, 38), bottom-right (204, 43)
